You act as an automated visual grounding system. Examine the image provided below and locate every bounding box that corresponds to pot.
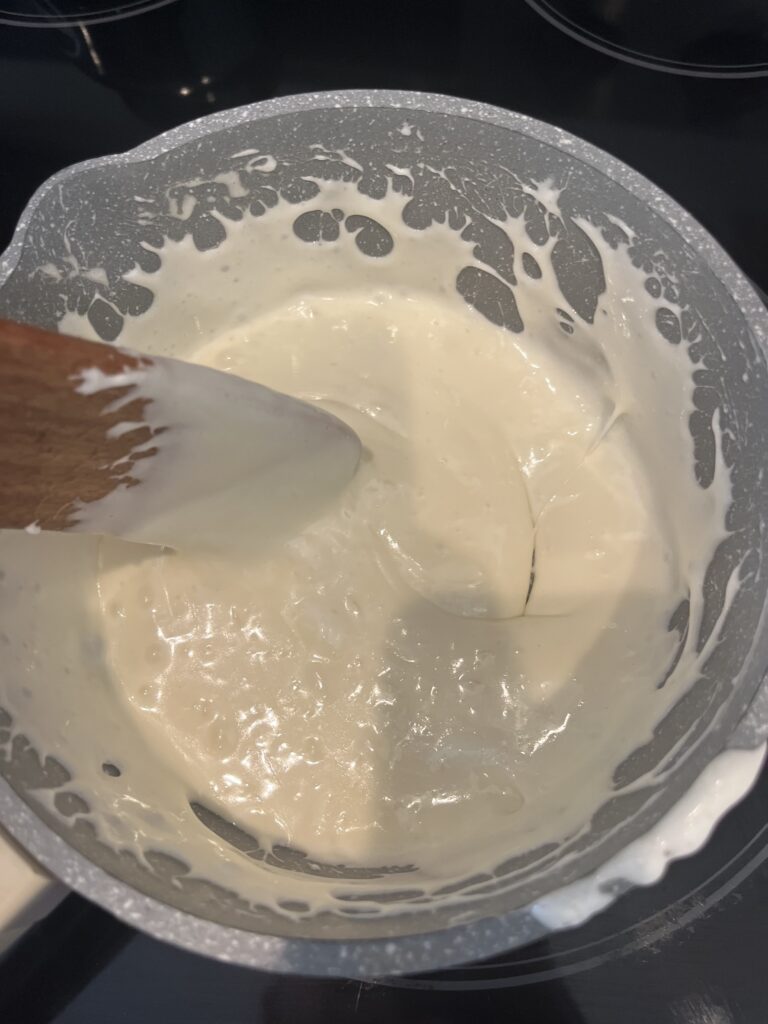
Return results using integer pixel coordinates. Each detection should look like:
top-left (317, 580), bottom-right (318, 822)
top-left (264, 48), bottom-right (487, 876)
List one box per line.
top-left (0, 90), bottom-right (767, 976)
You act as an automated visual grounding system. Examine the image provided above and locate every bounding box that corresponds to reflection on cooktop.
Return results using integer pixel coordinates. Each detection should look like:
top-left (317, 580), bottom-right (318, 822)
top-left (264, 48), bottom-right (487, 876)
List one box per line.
top-left (524, 0), bottom-right (768, 78)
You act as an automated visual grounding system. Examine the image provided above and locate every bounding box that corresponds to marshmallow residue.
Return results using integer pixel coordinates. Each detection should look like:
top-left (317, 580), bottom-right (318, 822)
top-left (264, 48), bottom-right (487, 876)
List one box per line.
top-left (0, 176), bottom-right (759, 928)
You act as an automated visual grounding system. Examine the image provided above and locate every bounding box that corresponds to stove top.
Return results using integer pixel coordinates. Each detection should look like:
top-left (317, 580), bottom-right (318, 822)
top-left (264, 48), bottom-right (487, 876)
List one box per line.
top-left (1, 2), bottom-right (767, 1021)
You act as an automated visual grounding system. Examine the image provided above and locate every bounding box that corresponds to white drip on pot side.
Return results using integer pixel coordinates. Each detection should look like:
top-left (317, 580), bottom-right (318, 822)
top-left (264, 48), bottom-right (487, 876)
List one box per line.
top-left (532, 744), bottom-right (765, 930)
top-left (0, 177), bottom-right (758, 923)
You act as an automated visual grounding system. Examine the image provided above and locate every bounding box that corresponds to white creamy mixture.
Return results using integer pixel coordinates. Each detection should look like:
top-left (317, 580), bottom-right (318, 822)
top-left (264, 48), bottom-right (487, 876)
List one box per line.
top-left (0, 180), bottom-right (751, 919)
top-left (69, 355), bottom-right (361, 554)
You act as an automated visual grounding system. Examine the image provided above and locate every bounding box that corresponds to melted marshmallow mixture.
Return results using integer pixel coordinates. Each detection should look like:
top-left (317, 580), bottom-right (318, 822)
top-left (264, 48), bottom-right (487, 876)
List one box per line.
top-left (0, 181), bottom-right (743, 914)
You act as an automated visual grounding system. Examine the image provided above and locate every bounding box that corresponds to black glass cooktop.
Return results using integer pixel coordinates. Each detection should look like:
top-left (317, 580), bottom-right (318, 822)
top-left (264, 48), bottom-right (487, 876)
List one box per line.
top-left (1, 2), bottom-right (768, 1021)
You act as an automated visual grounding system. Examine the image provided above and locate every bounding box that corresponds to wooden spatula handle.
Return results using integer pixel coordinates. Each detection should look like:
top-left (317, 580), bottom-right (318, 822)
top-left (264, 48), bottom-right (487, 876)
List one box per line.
top-left (0, 319), bottom-right (158, 532)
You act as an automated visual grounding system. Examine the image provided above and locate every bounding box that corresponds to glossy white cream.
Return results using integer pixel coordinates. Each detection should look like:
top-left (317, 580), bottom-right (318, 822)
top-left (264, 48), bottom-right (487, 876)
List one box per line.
top-left (0, 179), bottom-right (749, 918)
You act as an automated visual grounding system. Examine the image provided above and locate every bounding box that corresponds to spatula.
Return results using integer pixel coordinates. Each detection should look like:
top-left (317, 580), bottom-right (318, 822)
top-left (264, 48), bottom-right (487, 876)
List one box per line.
top-left (0, 318), bottom-right (362, 553)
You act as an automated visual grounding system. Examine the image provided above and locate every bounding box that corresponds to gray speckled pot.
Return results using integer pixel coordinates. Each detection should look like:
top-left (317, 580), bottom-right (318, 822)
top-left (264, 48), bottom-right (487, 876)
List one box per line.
top-left (1, 90), bottom-right (767, 976)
